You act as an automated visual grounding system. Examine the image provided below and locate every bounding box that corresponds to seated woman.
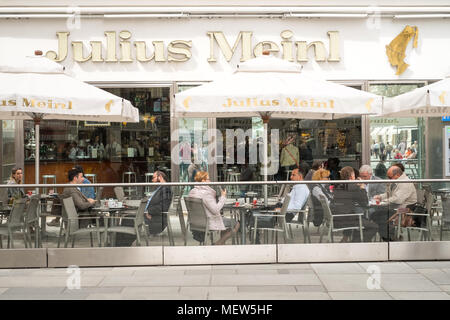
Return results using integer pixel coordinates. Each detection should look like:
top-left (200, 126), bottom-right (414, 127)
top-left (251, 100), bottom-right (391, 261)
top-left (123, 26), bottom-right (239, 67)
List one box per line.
top-left (188, 171), bottom-right (240, 245)
top-left (7, 167), bottom-right (25, 204)
top-left (310, 168), bottom-right (334, 227)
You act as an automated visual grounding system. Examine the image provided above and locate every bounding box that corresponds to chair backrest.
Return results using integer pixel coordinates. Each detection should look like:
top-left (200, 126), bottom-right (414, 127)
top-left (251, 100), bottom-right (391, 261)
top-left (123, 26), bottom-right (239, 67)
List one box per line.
top-left (8, 198), bottom-right (26, 225)
top-left (184, 196), bottom-right (208, 232)
top-left (440, 195), bottom-right (450, 225)
top-left (424, 190), bottom-right (434, 214)
top-left (62, 197), bottom-right (80, 232)
top-left (135, 198), bottom-right (148, 226)
top-left (114, 187), bottom-right (125, 201)
top-left (279, 194), bottom-right (291, 215)
top-left (0, 188), bottom-right (8, 204)
top-left (25, 195), bottom-right (40, 223)
top-left (318, 195), bottom-right (332, 223)
top-left (96, 187), bottom-right (103, 202)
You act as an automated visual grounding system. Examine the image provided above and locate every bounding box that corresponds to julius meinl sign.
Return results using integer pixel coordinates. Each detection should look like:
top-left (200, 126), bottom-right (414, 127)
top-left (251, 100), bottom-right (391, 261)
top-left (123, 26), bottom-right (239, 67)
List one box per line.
top-left (45, 30), bottom-right (340, 63)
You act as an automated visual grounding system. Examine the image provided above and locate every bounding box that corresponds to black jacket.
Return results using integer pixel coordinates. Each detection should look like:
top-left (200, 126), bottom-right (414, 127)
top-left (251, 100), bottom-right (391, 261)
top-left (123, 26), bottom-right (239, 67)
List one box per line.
top-left (145, 185), bottom-right (173, 235)
top-left (330, 184), bottom-right (368, 228)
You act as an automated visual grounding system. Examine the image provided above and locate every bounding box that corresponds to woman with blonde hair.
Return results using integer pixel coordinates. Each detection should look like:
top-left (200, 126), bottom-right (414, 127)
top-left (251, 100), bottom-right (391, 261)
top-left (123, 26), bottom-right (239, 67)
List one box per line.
top-left (188, 171), bottom-right (240, 245)
top-left (310, 168), bottom-right (334, 227)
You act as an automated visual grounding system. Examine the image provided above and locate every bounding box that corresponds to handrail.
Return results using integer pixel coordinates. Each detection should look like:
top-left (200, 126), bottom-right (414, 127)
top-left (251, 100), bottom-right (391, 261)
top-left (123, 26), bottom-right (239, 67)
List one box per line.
top-left (2, 179), bottom-right (450, 188)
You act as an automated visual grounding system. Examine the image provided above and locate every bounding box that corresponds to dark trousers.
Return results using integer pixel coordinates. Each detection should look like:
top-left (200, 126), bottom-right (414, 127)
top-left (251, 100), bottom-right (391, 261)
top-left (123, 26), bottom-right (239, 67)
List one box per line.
top-left (369, 207), bottom-right (397, 241)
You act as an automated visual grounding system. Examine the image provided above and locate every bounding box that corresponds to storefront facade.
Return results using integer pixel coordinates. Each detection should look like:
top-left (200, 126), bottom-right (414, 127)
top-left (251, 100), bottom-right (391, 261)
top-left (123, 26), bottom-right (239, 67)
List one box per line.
top-left (2, 2), bottom-right (450, 267)
top-left (2, 2), bottom-right (450, 189)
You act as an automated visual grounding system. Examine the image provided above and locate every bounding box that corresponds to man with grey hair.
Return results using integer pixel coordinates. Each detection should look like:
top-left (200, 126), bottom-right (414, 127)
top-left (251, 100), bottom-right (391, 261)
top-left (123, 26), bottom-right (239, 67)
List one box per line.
top-left (371, 165), bottom-right (417, 241)
top-left (358, 164), bottom-right (386, 199)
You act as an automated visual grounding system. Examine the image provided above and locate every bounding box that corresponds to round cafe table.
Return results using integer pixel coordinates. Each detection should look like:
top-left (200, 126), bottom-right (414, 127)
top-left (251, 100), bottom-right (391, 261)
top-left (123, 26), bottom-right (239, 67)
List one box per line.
top-left (223, 202), bottom-right (264, 245)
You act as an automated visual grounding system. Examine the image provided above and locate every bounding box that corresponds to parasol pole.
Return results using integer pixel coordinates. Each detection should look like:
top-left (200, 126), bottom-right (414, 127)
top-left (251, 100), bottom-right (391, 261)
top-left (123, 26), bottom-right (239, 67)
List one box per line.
top-left (261, 113), bottom-right (270, 206)
top-left (34, 115), bottom-right (41, 195)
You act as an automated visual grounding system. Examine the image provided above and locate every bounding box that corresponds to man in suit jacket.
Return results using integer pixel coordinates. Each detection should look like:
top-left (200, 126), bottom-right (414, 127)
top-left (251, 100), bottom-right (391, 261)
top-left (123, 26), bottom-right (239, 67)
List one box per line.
top-left (62, 168), bottom-right (96, 227)
top-left (359, 165), bottom-right (386, 199)
top-left (116, 170), bottom-right (172, 246)
top-left (145, 170), bottom-right (173, 235)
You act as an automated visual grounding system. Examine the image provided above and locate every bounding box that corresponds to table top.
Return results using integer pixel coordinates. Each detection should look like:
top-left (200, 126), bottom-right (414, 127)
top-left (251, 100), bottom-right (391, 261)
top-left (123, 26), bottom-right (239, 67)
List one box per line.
top-left (91, 205), bottom-right (138, 213)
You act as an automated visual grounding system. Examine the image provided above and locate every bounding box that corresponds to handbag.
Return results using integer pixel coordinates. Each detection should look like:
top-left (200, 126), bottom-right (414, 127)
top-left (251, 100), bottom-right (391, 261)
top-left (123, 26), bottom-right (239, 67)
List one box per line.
top-left (387, 207), bottom-right (415, 228)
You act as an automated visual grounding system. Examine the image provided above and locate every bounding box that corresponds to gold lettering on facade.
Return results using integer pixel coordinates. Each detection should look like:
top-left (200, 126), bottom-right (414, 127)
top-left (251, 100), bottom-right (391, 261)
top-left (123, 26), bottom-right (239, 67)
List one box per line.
top-left (207, 31), bottom-right (253, 62)
top-left (327, 31), bottom-right (340, 62)
top-left (45, 30), bottom-right (339, 64)
top-left (105, 31), bottom-right (118, 62)
top-left (280, 30), bottom-right (294, 62)
top-left (168, 40), bottom-right (193, 62)
top-left (90, 41), bottom-right (104, 62)
top-left (152, 41), bottom-right (166, 62)
top-left (46, 32), bottom-right (69, 62)
top-left (253, 41), bottom-right (279, 56)
top-left (119, 31), bottom-right (133, 62)
top-left (296, 41), bottom-right (326, 62)
top-left (72, 41), bottom-right (92, 62)
top-left (386, 25), bottom-right (418, 75)
top-left (134, 41), bottom-right (154, 62)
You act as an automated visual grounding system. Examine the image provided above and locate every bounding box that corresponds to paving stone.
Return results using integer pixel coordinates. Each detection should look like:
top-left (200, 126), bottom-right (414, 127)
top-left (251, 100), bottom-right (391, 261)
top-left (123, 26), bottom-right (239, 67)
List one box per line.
top-left (62, 287), bottom-right (124, 295)
top-left (211, 269), bottom-right (237, 275)
top-left (100, 275), bottom-right (210, 287)
top-left (238, 285), bottom-right (296, 293)
top-left (311, 263), bottom-right (366, 274)
top-left (407, 261), bottom-right (450, 269)
top-left (285, 269), bottom-right (315, 274)
top-left (211, 274), bottom-right (321, 286)
top-left (184, 270), bottom-right (211, 275)
top-left (208, 292), bottom-right (331, 300)
top-left (416, 269), bottom-right (450, 285)
top-left (0, 276), bottom-right (103, 288)
top-left (86, 293), bottom-right (123, 300)
top-left (329, 291), bottom-right (392, 300)
top-left (134, 269), bottom-right (186, 277)
top-left (236, 269), bottom-right (278, 275)
top-left (359, 262), bottom-right (417, 274)
top-left (0, 288), bottom-right (8, 295)
top-left (388, 291), bottom-right (450, 300)
top-left (318, 274), bottom-right (382, 292)
top-left (295, 285), bottom-right (327, 292)
top-left (440, 285), bottom-right (450, 292)
top-left (380, 274), bottom-right (442, 292)
top-left (121, 286), bottom-right (179, 298)
top-left (2, 287), bottom-right (65, 295)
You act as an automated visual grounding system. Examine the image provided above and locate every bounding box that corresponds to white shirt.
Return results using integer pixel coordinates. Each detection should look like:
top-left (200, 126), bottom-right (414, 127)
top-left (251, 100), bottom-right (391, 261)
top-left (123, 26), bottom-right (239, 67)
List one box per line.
top-left (287, 183), bottom-right (310, 211)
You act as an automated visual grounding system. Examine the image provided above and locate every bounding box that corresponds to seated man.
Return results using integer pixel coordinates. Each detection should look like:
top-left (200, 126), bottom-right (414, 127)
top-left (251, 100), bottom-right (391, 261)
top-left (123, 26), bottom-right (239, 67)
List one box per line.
top-left (116, 170), bottom-right (172, 246)
top-left (371, 165), bottom-right (417, 241)
top-left (285, 166), bottom-right (310, 223)
top-left (250, 165), bottom-right (309, 244)
top-left (359, 165), bottom-right (386, 199)
top-left (62, 168), bottom-right (96, 227)
top-left (331, 166), bottom-right (378, 242)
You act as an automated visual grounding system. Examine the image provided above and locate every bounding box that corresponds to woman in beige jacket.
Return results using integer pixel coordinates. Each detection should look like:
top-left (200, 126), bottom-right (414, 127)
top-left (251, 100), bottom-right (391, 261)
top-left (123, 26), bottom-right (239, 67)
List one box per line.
top-left (188, 171), bottom-right (240, 245)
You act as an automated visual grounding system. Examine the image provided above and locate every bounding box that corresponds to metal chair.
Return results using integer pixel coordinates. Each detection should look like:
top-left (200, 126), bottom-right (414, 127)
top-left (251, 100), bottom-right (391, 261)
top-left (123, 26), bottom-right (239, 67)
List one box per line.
top-left (114, 186), bottom-right (127, 202)
top-left (318, 195), bottom-right (364, 243)
top-left (60, 197), bottom-right (107, 248)
top-left (184, 196), bottom-right (235, 245)
top-left (162, 186), bottom-right (185, 246)
top-left (395, 190), bottom-right (433, 241)
top-left (250, 195), bottom-right (291, 244)
top-left (286, 195), bottom-right (312, 243)
top-left (103, 198), bottom-right (150, 246)
top-left (439, 194), bottom-right (450, 241)
top-left (24, 195), bottom-right (41, 248)
top-left (0, 199), bottom-right (27, 248)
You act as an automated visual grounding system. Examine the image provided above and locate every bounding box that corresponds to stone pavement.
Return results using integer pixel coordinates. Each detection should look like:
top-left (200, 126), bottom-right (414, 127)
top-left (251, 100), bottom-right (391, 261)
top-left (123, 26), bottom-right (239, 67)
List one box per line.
top-left (0, 261), bottom-right (450, 300)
